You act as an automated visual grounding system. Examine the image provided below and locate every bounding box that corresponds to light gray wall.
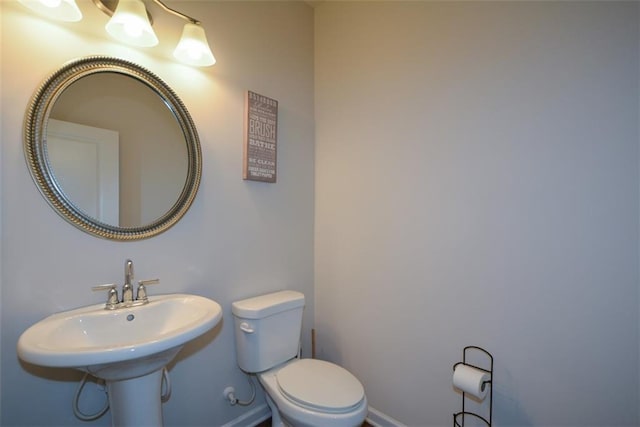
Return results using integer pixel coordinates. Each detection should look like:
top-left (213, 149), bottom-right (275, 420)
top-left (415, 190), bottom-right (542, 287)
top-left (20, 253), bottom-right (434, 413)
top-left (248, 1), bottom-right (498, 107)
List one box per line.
top-left (0, 1), bottom-right (314, 426)
top-left (315, 2), bottom-right (639, 426)
top-left (0, 2), bottom-right (3, 413)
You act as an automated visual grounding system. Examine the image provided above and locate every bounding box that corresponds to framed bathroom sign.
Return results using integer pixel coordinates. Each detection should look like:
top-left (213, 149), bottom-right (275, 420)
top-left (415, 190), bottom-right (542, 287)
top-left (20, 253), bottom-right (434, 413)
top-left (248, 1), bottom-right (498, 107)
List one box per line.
top-left (243, 90), bottom-right (278, 183)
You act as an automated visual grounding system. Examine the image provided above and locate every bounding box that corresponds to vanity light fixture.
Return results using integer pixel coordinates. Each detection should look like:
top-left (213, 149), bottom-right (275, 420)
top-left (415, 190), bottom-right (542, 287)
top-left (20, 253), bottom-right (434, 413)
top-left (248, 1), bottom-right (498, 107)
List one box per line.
top-left (173, 22), bottom-right (216, 67)
top-left (97, 0), bottom-right (216, 66)
top-left (104, 0), bottom-right (158, 47)
top-left (18, 0), bottom-right (216, 67)
top-left (18, 0), bottom-right (83, 22)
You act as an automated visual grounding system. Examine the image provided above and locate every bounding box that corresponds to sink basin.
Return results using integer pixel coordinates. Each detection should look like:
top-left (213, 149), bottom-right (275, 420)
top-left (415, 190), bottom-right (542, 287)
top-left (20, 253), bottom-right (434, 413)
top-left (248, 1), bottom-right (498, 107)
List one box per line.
top-left (17, 293), bottom-right (222, 380)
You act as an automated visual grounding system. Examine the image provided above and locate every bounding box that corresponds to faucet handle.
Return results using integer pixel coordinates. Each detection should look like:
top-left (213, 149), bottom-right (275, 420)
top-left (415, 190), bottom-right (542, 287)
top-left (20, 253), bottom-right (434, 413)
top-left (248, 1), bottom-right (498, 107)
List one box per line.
top-left (136, 278), bottom-right (160, 303)
top-left (92, 283), bottom-right (119, 310)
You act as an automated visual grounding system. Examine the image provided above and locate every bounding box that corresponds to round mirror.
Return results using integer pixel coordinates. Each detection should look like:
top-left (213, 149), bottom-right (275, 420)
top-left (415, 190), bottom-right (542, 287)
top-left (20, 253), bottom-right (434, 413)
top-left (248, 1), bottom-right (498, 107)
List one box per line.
top-left (24, 56), bottom-right (202, 240)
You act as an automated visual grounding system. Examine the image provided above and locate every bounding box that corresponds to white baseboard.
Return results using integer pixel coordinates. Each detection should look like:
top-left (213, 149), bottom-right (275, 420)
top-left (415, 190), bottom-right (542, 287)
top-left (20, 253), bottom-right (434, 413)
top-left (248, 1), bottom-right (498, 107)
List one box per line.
top-left (366, 406), bottom-right (406, 427)
top-left (220, 403), bottom-right (271, 427)
top-left (222, 403), bottom-right (403, 427)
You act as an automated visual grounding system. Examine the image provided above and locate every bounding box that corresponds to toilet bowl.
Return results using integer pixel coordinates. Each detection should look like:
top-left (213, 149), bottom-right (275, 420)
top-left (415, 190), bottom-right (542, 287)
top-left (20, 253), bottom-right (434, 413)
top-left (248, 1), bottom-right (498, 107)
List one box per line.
top-left (258, 358), bottom-right (367, 427)
top-left (231, 291), bottom-right (368, 427)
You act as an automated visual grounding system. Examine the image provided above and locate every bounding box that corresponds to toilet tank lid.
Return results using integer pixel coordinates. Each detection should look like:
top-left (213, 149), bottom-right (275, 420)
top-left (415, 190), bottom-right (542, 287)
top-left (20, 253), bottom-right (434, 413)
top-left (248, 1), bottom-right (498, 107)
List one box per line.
top-left (232, 290), bottom-right (305, 319)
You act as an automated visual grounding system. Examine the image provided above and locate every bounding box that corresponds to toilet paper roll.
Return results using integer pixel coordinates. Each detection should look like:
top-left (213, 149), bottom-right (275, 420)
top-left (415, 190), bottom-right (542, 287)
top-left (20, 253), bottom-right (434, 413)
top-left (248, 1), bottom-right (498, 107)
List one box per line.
top-left (453, 364), bottom-right (490, 400)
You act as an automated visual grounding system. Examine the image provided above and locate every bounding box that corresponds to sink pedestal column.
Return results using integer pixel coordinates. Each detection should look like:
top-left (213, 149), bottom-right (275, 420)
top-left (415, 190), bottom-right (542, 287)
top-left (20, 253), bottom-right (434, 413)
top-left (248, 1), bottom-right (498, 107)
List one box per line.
top-left (107, 369), bottom-right (164, 427)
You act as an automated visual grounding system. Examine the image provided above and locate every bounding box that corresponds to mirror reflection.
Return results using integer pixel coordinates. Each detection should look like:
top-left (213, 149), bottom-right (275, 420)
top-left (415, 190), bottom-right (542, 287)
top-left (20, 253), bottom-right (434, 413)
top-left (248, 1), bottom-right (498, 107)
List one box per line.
top-left (48, 73), bottom-right (188, 227)
top-left (24, 56), bottom-right (201, 240)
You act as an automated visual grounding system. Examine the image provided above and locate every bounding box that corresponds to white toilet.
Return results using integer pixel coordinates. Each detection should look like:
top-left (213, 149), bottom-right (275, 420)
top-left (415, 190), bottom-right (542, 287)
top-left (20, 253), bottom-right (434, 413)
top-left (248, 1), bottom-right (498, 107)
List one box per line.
top-left (232, 290), bottom-right (368, 427)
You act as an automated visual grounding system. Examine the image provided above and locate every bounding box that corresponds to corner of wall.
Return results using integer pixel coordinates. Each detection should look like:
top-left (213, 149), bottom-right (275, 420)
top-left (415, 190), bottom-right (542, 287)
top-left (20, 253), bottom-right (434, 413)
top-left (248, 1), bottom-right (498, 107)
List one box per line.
top-left (0, 1), bottom-right (5, 419)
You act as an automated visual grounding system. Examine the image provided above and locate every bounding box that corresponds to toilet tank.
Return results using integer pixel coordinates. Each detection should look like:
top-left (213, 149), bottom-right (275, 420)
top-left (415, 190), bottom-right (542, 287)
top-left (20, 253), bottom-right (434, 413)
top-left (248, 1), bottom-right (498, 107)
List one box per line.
top-left (232, 290), bottom-right (305, 373)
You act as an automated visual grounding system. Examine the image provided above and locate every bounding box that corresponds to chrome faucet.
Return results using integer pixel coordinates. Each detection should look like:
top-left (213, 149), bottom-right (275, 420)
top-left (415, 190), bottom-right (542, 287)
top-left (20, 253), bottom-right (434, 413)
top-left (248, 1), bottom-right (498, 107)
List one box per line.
top-left (93, 259), bottom-right (161, 310)
top-left (122, 259), bottom-right (134, 303)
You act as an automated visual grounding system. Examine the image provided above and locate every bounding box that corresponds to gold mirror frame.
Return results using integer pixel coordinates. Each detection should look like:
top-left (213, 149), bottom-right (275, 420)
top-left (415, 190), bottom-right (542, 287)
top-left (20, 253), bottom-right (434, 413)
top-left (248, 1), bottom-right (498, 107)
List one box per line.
top-left (24, 56), bottom-right (202, 240)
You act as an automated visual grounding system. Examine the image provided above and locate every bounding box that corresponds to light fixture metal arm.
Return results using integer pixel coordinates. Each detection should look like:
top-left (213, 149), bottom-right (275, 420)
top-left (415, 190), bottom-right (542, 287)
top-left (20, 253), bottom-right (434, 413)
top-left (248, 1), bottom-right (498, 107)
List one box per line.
top-left (150, 0), bottom-right (199, 24)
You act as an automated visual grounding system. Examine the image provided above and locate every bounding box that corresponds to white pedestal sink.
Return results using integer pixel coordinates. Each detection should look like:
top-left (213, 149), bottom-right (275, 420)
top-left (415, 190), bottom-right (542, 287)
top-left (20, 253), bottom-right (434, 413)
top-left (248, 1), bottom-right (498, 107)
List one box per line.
top-left (17, 294), bottom-right (222, 427)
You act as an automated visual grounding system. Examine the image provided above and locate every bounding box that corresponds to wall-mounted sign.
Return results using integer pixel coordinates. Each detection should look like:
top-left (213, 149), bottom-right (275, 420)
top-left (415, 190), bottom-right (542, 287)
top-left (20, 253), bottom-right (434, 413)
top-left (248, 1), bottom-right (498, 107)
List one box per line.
top-left (243, 90), bottom-right (278, 183)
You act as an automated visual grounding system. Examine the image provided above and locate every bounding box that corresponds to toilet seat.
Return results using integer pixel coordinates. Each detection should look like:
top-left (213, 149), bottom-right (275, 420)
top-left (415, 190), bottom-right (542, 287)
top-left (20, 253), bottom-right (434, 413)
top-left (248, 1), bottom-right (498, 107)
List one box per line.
top-left (276, 359), bottom-right (365, 413)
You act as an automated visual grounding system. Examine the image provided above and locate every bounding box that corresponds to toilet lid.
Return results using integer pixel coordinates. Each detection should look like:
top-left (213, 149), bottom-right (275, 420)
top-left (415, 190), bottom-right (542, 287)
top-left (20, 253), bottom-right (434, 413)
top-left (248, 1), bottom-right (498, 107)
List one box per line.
top-left (276, 359), bottom-right (364, 412)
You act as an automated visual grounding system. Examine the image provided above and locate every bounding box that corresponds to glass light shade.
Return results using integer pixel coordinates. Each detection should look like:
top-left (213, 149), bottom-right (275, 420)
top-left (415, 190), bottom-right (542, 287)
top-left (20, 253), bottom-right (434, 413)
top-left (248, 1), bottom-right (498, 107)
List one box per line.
top-left (105, 0), bottom-right (158, 47)
top-left (18, 0), bottom-right (82, 22)
top-left (173, 23), bottom-right (216, 67)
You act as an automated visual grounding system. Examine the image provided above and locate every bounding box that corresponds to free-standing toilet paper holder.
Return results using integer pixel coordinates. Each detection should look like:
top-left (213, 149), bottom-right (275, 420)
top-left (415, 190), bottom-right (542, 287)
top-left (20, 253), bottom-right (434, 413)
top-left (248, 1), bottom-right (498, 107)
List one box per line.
top-left (453, 346), bottom-right (493, 427)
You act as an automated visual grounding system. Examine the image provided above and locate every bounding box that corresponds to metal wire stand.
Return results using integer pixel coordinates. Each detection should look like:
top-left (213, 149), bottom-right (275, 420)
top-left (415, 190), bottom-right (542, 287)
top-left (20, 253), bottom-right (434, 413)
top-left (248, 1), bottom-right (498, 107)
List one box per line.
top-left (453, 346), bottom-right (493, 427)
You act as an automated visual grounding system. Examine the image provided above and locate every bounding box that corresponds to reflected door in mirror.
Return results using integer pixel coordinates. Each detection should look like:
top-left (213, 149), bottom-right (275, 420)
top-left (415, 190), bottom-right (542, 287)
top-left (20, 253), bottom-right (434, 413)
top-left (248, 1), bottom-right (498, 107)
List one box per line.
top-left (47, 119), bottom-right (119, 224)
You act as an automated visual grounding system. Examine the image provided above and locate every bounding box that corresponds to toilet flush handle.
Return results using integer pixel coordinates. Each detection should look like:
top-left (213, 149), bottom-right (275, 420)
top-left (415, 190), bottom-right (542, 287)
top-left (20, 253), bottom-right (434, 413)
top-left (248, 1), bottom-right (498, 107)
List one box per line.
top-left (240, 322), bottom-right (254, 333)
